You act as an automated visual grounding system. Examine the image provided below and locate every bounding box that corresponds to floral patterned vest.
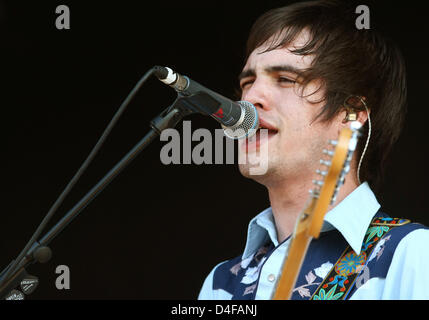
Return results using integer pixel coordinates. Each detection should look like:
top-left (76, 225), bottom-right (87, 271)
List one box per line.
top-left (212, 212), bottom-right (427, 300)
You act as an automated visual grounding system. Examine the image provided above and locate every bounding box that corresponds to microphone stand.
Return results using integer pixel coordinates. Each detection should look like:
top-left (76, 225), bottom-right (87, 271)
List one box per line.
top-left (0, 96), bottom-right (195, 299)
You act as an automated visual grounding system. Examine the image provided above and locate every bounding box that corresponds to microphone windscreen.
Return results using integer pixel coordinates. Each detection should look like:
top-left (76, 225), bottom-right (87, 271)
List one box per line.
top-left (223, 101), bottom-right (259, 139)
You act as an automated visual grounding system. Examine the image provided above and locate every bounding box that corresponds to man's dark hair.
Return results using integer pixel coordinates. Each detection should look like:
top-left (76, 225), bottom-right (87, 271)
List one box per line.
top-left (243, 0), bottom-right (407, 191)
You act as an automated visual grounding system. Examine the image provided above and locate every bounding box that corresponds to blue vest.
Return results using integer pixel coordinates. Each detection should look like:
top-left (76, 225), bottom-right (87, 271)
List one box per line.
top-left (212, 212), bottom-right (428, 300)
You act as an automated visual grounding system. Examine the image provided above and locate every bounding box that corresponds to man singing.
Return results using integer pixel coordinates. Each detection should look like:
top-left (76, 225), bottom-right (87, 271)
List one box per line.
top-left (198, 0), bottom-right (429, 300)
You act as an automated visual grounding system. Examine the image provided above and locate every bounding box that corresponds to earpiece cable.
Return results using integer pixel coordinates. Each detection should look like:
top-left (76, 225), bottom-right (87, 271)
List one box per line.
top-left (356, 98), bottom-right (371, 185)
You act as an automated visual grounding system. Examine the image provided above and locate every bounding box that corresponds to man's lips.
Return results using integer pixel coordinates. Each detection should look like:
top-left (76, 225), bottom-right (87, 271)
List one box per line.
top-left (258, 117), bottom-right (278, 133)
top-left (242, 117), bottom-right (278, 151)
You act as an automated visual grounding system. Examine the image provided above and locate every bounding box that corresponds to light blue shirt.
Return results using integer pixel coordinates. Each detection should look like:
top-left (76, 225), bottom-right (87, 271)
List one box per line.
top-left (198, 182), bottom-right (429, 299)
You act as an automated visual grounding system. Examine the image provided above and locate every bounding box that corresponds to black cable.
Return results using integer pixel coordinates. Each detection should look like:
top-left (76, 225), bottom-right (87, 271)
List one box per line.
top-left (0, 67), bottom-right (156, 287)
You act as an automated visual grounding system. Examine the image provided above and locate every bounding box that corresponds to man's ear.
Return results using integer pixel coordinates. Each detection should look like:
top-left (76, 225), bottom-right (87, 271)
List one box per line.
top-left (355, 107), bottom-right (369, 126)
top-left (342, 95), bottom-right (370, 125)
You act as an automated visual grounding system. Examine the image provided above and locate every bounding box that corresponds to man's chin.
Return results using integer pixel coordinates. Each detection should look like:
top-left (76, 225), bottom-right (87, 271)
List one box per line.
top-left (238, 162), bottom-right (271, 182)
top-left (237, 144), bottom-right (270, 177)
top-left (238, 163), bottom-right (252, 178)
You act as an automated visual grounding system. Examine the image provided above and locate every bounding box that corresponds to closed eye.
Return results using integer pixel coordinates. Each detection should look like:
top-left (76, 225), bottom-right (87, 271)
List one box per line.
top-left (240, 79), bottom-right (254, 90)
top-left (239, 76), bottom-right (296, 90)
top-left (278, 76), bottom-right (296, 85)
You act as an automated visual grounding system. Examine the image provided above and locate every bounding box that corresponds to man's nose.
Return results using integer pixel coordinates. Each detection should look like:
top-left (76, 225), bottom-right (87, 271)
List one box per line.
top-left (241, 80), bottom-right (271, 111)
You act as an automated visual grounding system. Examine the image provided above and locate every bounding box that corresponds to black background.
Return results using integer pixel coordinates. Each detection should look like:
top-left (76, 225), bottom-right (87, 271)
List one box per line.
top-left (1, 0), bottom-right (428, 300)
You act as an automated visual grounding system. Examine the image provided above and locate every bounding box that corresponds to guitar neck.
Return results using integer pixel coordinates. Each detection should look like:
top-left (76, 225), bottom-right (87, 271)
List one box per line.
top-left (271, 125), bottom-right (357, 300)
top-left (272, 198), bottom-right (316, 300)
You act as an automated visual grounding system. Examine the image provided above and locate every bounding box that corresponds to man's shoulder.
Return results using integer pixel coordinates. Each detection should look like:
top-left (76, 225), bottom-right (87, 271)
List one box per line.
top-left (387, 220), bottom-right (429, 255)
top-left (358, 216), bottom-right (429, 299)
top-left (373, 216), bottom-right (429, 243)
top-left (210, 243), bottom-right (274, 299)
top-left (212, 254), bottom-right (244, 287)
top-left (198, 254), bottom-right (245, 300)
top-left (370, 215), bottom-right (429, 252)
top-left (366, 215), bottom-right (429, 277)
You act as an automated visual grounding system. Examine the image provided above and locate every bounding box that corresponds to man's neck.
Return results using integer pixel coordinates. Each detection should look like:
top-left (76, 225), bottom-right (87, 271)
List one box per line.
top-left (267, 171), bottom-right (360, 243)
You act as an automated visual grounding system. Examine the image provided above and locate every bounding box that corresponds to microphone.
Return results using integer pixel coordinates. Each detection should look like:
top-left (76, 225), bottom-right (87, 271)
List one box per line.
top-left (153, 66), bottom-right (259, 139)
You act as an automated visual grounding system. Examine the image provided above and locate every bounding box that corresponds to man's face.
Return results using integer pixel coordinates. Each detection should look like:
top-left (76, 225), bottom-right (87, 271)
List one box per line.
top-left (238, 32), bottom-right (343, 187)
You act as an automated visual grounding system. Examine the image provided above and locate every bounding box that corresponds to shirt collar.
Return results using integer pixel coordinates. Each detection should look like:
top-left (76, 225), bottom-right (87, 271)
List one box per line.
top-left (242, 182), bottom-right (380, 259)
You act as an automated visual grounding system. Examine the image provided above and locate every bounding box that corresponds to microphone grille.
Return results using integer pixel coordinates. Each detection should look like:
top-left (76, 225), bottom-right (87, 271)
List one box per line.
top-left (222, 101), bottom-right (259, 139)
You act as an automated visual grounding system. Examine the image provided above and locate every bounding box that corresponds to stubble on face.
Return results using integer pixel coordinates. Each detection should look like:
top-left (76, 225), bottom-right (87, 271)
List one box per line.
top-left (237, 32), bottom-right (338, 188)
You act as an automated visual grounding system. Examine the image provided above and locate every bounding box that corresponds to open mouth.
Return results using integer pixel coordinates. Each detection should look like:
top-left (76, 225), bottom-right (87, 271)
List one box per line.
top-left (243, 119), bottom-right (278, 151)
top-left (256, 127), bottom-right (278, 137)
